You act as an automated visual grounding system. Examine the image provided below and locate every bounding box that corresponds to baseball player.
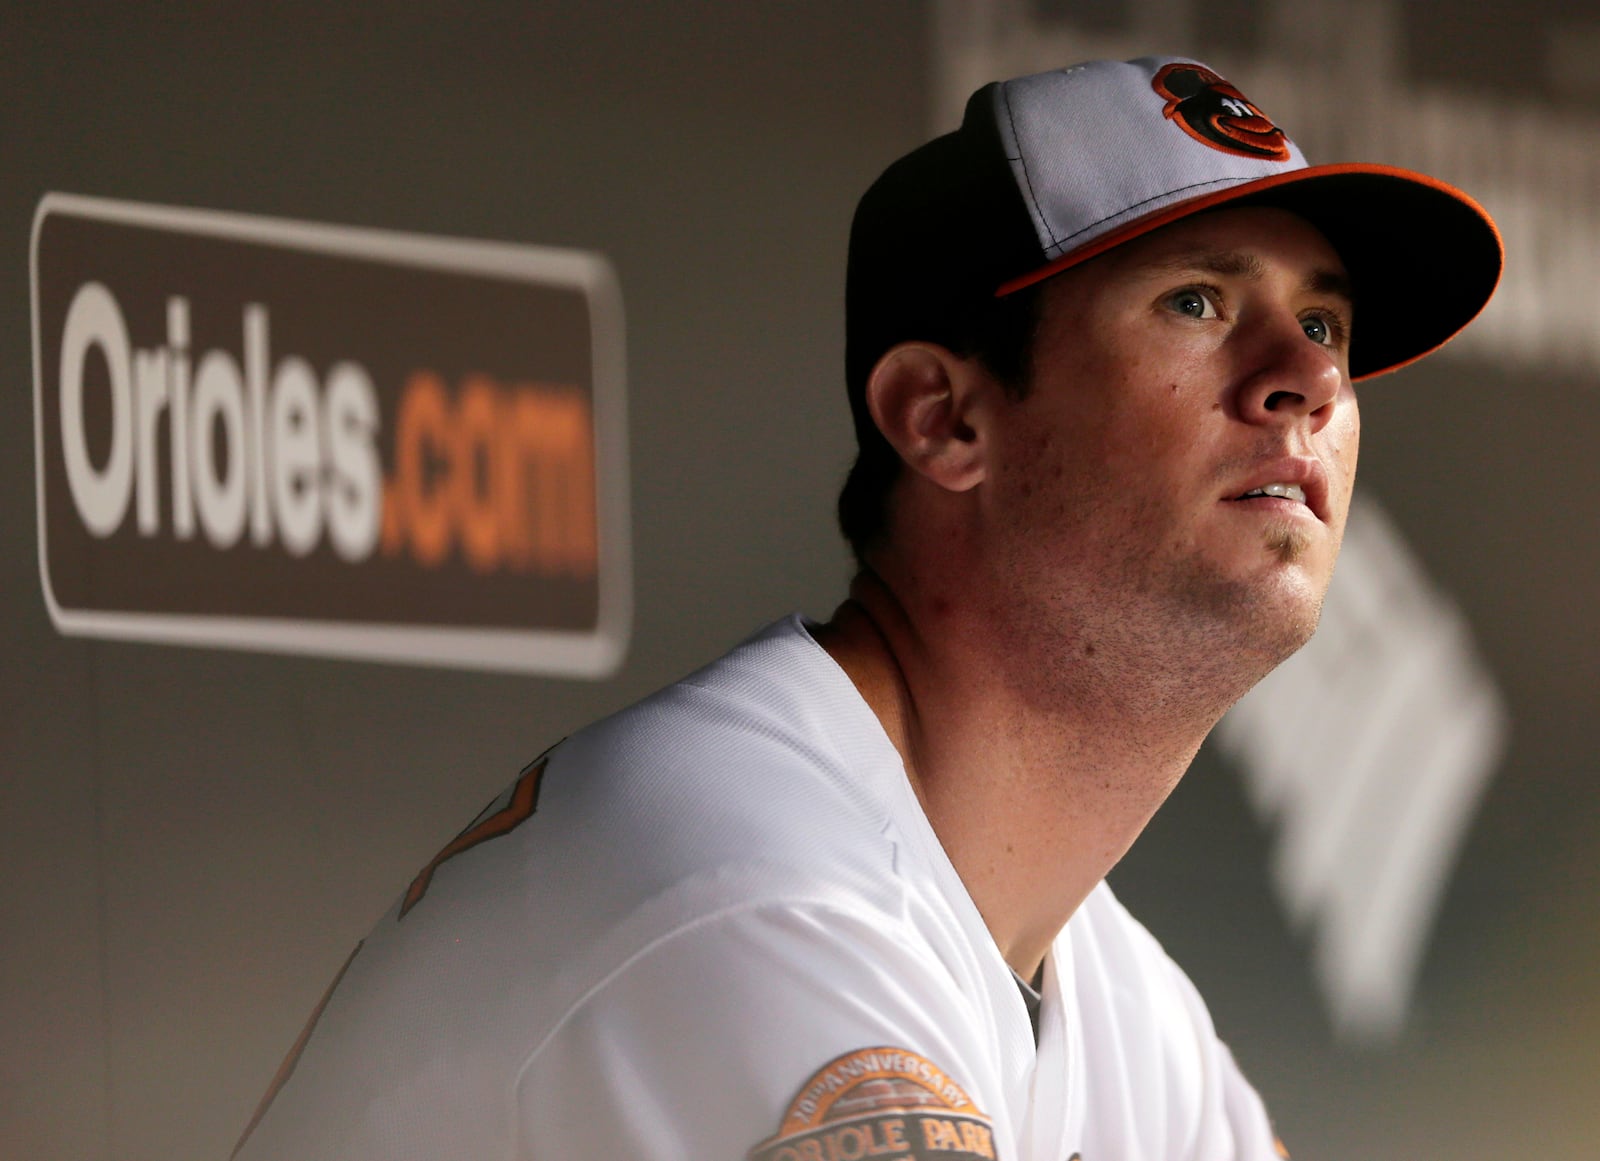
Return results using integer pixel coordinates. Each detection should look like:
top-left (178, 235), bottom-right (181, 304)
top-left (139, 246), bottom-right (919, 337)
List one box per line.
top-left (233, 57), bottom-right (1500, 1161)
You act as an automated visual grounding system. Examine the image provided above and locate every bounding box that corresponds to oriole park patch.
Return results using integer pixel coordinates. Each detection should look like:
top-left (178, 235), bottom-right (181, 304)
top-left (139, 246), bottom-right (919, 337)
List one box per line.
top-left (748, 1046), bottom-right (997, 1161)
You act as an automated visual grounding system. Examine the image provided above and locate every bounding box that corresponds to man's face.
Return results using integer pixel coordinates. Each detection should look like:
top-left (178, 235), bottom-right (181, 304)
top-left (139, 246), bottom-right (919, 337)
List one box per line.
top-left (978, 205), bottom-right (1359, 683)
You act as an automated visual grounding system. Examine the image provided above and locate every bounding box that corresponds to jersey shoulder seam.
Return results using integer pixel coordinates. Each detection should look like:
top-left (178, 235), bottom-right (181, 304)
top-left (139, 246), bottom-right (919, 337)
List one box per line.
top-left (510, 890), bottom-right (924, 1084)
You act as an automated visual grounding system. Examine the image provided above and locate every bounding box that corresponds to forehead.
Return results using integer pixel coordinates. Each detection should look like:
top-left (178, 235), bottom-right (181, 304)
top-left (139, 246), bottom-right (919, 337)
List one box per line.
top-left (1049, 205), bottom-right (1350, 302)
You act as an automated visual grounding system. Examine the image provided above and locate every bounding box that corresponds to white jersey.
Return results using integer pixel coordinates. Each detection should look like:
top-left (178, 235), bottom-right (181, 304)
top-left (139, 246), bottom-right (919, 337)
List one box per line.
top-left (234, 616), bottom-right (1285, 1161)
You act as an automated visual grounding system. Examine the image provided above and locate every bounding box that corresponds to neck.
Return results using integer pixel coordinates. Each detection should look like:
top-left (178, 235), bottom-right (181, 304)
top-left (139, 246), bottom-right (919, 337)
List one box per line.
top-left (814, 568), bottom-right (1236, 981)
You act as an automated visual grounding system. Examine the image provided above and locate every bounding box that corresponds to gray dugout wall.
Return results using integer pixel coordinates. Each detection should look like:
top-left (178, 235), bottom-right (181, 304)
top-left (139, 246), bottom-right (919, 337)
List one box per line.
top-left (3, 5), bottom-right (1597, 1160)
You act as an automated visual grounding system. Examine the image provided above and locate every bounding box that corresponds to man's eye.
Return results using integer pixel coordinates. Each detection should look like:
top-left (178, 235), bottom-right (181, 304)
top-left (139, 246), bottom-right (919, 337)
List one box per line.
top-left (1301, 314), bottom-right (1335, 345)
top-left (1167, 289), bottom-right (1217, 319)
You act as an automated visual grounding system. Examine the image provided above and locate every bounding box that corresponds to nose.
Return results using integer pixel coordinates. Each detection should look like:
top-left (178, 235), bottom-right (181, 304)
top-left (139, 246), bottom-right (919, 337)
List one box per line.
top-left (1235, 315), bottom-right (1346, 433)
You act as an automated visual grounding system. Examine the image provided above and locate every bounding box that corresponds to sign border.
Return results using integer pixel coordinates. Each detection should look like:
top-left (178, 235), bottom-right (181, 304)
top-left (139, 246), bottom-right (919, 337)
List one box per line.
top-left (31, 191), bottom-right (631, 677)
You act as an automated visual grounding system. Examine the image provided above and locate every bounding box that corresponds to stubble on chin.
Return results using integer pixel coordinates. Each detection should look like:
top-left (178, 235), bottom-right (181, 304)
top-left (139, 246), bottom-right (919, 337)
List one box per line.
top-left (1156, 522), bottom-right (1330, 684)
top-left (1263, 520), bottom-right (1312, 564)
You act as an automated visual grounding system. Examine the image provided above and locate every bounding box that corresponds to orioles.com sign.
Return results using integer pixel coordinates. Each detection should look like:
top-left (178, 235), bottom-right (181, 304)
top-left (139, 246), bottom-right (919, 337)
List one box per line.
top-left (31, 193), bottom-right (629, 675)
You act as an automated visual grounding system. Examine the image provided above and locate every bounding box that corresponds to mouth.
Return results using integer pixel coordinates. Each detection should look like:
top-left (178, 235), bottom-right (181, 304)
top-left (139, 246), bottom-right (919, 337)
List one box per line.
top-left (1235, 482), bottom-right (1305, 504)
top-left (1225, 460), bottom-right (1330, 522)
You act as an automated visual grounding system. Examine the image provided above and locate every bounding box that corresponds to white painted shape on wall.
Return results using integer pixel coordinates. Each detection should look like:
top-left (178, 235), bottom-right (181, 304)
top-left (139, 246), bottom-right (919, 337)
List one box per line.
top-left (1216, 498), bottom-right (1507, 1042)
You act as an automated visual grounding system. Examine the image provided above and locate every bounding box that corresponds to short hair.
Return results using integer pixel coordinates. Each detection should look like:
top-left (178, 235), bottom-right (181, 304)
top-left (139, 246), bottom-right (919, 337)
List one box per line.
top-left (835, 284), bottom-right (1043, 567)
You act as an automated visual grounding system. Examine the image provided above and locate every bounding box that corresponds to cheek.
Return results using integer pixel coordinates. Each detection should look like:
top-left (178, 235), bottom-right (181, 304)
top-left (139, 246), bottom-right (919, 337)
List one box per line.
top-left (1093, 390), bottom-right (1210, 487)
top-left (1328, 400), bottom-right (1361, 477)
top-left (999, 420), bottom-right (1057, 490)
top-left (990, 418), bottom-right (1095, 532)
top-left (1323, 404), bottom-right (1361, 528)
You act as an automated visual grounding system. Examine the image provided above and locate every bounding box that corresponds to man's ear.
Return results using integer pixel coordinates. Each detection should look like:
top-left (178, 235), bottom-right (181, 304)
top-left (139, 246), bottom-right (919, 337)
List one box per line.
top-left (865, 343), bottom-right (992, 494)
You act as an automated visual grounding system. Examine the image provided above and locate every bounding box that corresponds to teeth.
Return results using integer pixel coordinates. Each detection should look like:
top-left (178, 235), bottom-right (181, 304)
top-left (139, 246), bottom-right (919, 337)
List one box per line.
top-left (1242, 483), bottom-right (1306, 502)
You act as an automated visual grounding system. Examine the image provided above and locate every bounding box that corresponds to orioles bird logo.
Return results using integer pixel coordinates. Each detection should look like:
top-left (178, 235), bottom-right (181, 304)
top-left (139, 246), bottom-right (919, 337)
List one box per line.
top-left (1151, 62), bottom-right (1291, 162)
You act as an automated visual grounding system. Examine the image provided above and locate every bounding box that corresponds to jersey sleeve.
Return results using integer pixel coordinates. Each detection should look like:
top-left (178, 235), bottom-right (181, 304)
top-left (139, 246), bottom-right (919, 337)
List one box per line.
top-left (517, 900), bottom-right (1013, 1161)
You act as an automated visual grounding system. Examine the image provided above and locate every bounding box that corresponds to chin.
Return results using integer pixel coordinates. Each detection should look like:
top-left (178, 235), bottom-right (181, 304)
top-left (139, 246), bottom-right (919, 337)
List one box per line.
top-left (1181, 553), bottom-right (1330, 673)
top-left (1249, 574), bottom-right (1327, 664)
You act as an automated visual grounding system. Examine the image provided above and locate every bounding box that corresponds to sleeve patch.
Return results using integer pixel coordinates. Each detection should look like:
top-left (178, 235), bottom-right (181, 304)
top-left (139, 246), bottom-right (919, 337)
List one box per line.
top-left (749, 1046), bottom-right (996, 1161)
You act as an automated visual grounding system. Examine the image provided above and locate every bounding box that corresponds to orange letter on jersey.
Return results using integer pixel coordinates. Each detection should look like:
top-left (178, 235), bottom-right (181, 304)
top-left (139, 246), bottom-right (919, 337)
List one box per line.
top-left (400, 752), bottom-right (551, 918)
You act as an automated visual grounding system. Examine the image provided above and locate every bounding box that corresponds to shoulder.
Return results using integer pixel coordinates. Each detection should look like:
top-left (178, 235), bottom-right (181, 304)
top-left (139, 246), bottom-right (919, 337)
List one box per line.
top-left (1066, 880), bottom-right (1194, 992)
top-left (1062, 881), bottom-right (1222, 1075)
top-left (519, 897), bottom-right (1008, 1161)
top-left (1057, 883), bottom-right (1284, 1160)
top-left (235, 618), bottom-right (952, 1161)
top-left (387, 615), bottom-right (920, 987)
top-left (541, 614), bottom-right (909, 900)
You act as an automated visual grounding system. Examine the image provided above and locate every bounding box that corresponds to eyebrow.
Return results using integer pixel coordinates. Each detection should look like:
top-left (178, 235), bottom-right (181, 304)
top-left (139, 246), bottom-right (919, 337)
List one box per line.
top-left (1149, 248), bottom-right (1353, 304)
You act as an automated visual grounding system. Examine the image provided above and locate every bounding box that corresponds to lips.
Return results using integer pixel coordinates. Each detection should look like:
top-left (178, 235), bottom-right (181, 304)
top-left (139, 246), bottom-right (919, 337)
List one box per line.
top-left (1226, 458), bottom-right (1329, 522)
top-left (1238, 482), bottom-right (1305, 503)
